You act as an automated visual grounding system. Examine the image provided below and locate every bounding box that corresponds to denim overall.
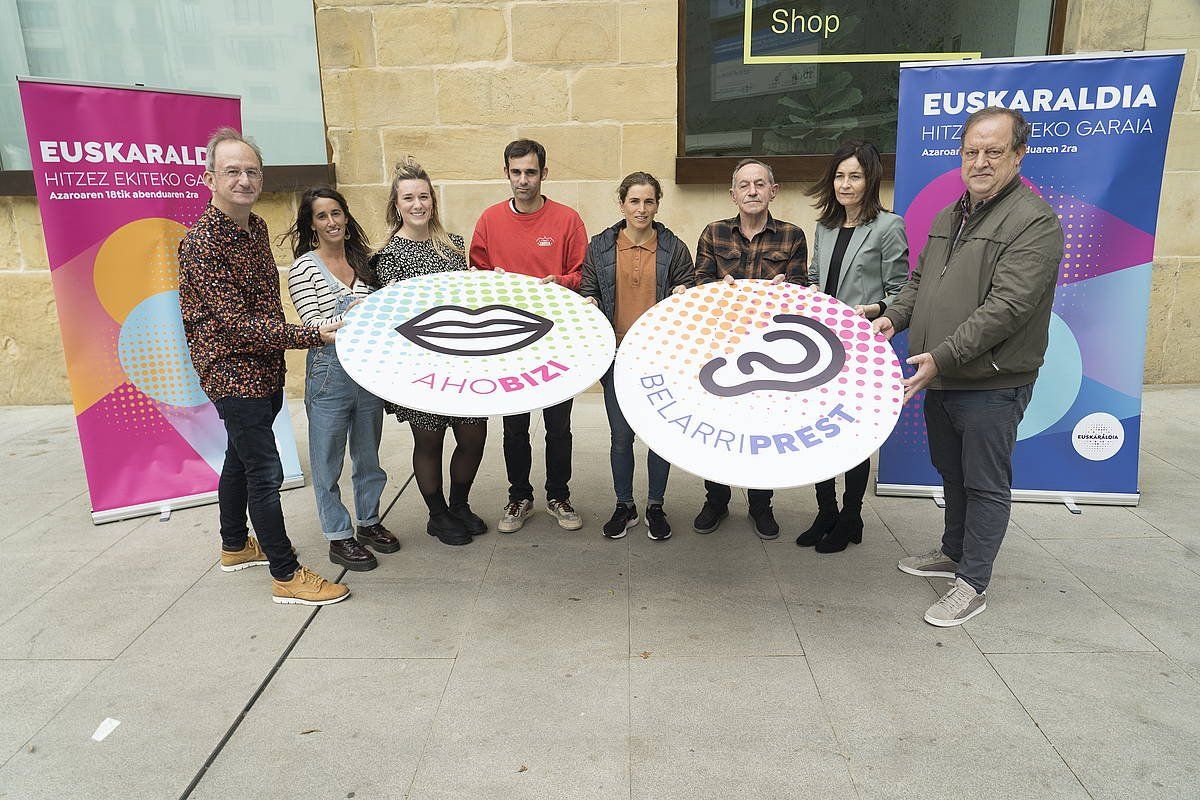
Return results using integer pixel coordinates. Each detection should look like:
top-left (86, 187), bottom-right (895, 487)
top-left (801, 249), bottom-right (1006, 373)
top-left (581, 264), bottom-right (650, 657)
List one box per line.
top-left (303, 253), bottom-right (387, 540)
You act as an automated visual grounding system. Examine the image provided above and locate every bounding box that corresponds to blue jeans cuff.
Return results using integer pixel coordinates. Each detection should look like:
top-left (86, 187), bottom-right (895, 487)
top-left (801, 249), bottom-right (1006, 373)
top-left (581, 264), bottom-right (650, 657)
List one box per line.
top-left (326, 529), bottom-right (354, 541)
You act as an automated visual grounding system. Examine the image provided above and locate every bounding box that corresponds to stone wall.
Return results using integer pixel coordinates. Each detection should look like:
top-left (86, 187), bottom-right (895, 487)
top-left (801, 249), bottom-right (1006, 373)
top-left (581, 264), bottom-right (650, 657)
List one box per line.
top-left (0, 0), bottom-right (1197, 404)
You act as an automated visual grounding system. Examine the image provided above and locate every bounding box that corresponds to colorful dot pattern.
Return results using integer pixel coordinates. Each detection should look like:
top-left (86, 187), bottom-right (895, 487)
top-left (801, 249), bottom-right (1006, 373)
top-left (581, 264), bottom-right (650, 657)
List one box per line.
top-left (614, 281), bottom-right (904, 489)
top-left (338, 271), bottom-right (615, 416)
top-left (117, 290), bottom-right (208, 407)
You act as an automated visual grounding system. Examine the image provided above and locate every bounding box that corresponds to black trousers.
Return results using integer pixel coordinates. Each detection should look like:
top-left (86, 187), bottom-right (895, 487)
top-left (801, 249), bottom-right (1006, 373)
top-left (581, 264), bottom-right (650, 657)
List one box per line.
top-left (213, 391), bottom-right (300, 580)
top-left (704, 481), bottom-right (773, 511)
top-left (503, 398), bottom-right (573, 503)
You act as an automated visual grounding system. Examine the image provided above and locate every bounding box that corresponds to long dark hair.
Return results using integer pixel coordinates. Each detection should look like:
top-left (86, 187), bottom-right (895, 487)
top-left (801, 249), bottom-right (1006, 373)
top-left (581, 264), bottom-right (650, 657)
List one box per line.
top-left (282, 187), bottom-right (376, 287)
top-left (806, 140), bottom-right (885, 228)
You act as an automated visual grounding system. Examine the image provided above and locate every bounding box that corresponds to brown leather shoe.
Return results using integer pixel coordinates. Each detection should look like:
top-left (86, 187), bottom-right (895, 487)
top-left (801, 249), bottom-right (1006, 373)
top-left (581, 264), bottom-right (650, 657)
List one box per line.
top-left (356, 523), bottom-right (400, 553)
top-left (329, 538), bottom-right (378, 571)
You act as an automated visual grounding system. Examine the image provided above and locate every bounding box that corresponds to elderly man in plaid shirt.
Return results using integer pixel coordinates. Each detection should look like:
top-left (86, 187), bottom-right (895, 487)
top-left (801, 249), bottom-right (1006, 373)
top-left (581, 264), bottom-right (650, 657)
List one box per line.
top-left (690, 158), bottom-right (809, 541)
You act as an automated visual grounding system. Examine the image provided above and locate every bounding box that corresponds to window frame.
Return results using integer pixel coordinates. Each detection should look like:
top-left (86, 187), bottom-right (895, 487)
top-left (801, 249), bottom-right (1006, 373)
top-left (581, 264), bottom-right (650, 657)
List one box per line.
top-left (675, 0), bottom-right (1072, 183)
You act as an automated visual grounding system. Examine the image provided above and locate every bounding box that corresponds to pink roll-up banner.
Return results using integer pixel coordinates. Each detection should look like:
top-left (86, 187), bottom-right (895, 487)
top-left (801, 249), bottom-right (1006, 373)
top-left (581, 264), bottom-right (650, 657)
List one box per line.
top-left (18, 79), bottom-right (305, 523)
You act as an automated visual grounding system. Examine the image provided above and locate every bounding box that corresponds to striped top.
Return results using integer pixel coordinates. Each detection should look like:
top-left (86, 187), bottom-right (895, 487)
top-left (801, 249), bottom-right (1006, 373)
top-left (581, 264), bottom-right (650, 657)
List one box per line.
top-left (286, 251), bottom-right (373, 328)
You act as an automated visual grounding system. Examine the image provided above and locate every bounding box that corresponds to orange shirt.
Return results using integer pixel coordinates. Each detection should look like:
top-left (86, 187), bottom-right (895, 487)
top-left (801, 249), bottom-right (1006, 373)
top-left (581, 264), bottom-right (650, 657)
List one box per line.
top-left (613, 229), bottom-right (658, 344)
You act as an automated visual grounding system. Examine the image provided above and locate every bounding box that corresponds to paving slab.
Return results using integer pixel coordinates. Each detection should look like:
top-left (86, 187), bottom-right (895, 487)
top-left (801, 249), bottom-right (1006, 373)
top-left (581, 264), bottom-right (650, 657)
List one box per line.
top-left (629, 655), bottom-right (856, 800)
top-left (1041, 537), bottom-right (1200, 679)
top-left (0, 659), bottom-right (108, 765)
top-left (0, 581), bottom-right (308, 800)
top-left (189, 658), bottom-right (453, 800)
top-left (406, 652), bottom-right (628, 800)
top-left (989, 651), bottom-right (1200, 800)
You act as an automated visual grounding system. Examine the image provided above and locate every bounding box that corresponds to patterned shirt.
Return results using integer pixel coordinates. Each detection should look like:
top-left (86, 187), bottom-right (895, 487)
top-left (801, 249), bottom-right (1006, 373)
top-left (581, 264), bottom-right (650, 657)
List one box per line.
top-left (179, 204), bottom-right (322, 400)
top-left (694, 213), bottom-right (809, 286)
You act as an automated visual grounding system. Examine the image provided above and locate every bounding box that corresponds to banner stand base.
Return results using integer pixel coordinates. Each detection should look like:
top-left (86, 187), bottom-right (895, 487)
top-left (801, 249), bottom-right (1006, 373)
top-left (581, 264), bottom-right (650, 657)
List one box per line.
top-left (91, 476), bottom-right (307, 525)
top-left (875, 483), bottom-right (1140, 508)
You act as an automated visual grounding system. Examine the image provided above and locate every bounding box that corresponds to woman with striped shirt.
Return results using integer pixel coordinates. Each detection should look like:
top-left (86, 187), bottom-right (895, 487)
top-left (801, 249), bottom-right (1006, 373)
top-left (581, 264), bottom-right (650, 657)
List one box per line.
top-left (285, 187), bottom-right (399, 572)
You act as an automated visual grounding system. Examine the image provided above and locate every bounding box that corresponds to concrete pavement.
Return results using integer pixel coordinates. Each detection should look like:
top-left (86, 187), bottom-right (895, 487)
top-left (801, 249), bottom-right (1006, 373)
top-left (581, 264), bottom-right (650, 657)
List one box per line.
top-left (1, 387), bottom-right (1198, 799)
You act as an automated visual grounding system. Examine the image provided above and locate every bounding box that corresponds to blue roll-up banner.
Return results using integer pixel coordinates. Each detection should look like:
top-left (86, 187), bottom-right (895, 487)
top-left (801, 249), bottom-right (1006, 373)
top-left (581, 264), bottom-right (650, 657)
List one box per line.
top-left (877, 51), bottom-right (1185, 506)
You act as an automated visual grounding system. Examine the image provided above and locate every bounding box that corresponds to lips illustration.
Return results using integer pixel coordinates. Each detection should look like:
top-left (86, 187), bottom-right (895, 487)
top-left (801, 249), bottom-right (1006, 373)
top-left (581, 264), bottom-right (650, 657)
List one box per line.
top-left (698, 314), bottom-right (846, 397)
top-left (395, 304), bottom-right (554, 356)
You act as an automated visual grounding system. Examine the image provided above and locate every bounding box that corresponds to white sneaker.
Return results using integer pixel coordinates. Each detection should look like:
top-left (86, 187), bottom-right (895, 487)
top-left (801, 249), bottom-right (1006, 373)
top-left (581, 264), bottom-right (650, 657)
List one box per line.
top-left (924, 578), bottom-right (986, 627)
top-left (546, 498), bottom-right (583, 531)
top-left (898, 548), bottom-right (961, 578)
top-left (498, 499), bottom-right (534, 534)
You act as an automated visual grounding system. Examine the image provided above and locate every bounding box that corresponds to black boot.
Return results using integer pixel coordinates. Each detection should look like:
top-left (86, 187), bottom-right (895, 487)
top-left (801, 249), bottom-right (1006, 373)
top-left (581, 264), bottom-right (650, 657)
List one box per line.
top-left (815, 507), bottom-right (863, 553)
top-left (796, 506), bottom-right (838, 547)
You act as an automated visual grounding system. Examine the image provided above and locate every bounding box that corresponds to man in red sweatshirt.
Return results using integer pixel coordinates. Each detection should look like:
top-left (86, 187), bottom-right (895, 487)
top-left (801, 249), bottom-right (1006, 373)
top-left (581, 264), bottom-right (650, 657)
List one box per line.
top-left (470, 139), bottom-right (588, 534)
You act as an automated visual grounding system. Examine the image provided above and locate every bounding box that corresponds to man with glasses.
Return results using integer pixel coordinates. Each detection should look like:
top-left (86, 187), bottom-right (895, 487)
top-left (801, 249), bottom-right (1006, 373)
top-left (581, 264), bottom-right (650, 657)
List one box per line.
top-left (179, 127), bottom-right (350, 606)
top-left (873, 107), bottom-right (1063, 626)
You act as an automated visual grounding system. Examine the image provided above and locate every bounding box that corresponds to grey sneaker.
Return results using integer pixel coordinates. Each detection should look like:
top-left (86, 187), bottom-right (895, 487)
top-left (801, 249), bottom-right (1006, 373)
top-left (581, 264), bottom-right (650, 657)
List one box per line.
top-left (498, 499), bottom-right (534, 534)
top-left (924, 578), bottom-right (986, 627)
top-left (898, 548), bottom-right (961, 578)
top-left (547, 498), bottom-right (583, 531)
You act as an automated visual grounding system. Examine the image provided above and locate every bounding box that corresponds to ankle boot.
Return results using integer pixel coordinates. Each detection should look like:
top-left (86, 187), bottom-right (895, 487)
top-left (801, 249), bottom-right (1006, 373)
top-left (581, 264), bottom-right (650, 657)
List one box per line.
top-left (816, 507), bottom-right (863, 553)
top-left (796, 506), bottom-right (838, 546)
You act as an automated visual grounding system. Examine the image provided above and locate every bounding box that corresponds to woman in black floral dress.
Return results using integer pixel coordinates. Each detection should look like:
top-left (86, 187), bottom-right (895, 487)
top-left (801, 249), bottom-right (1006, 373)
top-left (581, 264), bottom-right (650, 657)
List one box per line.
top-left (371, 161), bottom-right (488, 546)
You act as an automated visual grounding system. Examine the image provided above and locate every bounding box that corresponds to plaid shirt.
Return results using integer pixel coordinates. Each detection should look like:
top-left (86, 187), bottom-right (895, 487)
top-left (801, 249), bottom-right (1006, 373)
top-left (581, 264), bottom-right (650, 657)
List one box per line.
top-left (694, 214), bottom-right (809, 286)
top-left (179, 204), bottom-right (321, 400)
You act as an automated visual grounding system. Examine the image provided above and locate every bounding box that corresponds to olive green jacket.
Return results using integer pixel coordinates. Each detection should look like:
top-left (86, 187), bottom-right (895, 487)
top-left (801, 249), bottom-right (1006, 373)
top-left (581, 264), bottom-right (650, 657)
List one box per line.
top-left (882, 177), bottom-right (1063, 390)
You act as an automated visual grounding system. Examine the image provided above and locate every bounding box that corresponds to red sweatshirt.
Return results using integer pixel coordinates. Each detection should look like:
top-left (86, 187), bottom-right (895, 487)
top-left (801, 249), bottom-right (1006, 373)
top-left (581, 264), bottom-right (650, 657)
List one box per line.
top-left (469, 197), bottom-right (586, 291)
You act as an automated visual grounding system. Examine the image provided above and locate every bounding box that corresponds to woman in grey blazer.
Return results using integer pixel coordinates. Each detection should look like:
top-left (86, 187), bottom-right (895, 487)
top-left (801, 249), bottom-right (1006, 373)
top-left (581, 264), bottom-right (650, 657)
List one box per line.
top-left (798, 140), bottom-right (909, 553)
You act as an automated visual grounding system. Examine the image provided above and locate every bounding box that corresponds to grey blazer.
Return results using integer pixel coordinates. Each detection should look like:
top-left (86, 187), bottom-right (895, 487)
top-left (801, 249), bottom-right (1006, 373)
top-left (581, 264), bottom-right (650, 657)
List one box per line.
top-left (808, 211), bottom-right (909, 309)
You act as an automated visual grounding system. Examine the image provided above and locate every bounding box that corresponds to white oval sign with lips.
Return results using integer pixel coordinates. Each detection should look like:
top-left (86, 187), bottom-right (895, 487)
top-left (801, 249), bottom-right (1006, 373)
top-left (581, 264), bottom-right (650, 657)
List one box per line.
top-left (614, 280), bottom-right (904, 490)
top-left (337, 271), bottom-right (615, 416)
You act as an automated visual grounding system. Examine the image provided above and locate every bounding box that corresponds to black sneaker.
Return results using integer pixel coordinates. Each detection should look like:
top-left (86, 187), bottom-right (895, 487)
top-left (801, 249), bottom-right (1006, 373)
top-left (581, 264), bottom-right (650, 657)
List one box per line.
top-left (692, 502), bottom-right (728, 534)
top-left (449, 503), bottom-right (488, 536)
top-left (749, 506), bottom-right (780, 540)
top-left (427, 512), bottom-right (472, 546)
top-left (646, 504), bottom-right (672, 541)
top-left (602, 503), bottom-right (638, 539)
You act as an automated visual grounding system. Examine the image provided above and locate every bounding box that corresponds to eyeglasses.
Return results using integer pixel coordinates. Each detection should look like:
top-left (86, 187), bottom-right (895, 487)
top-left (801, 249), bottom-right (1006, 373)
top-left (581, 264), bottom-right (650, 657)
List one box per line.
top-left (218, 167), bottom-right (264, 182)
top-left (960, 148), bottom-right (1009, 163)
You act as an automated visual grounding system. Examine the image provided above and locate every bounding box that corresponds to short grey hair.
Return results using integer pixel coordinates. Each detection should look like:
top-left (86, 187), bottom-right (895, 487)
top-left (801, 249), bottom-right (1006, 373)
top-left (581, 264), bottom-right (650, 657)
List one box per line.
top-left (731, 158), bottom-right (776, 188)
top-left (962, 106), bottom-right (1031, 152)
top-left (205, 126), bottom-right (263, 171)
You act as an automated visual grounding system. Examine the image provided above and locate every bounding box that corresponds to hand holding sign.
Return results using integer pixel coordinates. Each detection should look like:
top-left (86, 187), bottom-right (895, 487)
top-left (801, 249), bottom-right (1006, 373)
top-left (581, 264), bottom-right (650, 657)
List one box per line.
top-left (337, 271), bottom-right (614, 416)
top-left (614, 280), bottom-right (903, 489)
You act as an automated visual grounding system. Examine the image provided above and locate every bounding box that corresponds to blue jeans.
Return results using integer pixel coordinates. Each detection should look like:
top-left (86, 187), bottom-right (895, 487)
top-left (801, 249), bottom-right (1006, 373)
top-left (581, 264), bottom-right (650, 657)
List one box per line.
top-left (601, 368), bottom-right (669, 505)
top-left (304, 345), bottom-right (387, 541)
top-left (924, 384), bottom-right (1034, 593)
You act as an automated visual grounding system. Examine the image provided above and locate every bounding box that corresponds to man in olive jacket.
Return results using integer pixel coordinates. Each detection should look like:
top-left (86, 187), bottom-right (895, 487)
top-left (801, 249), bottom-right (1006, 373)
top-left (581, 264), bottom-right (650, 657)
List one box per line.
top-left (873, 107), bottom-right (1063, 627)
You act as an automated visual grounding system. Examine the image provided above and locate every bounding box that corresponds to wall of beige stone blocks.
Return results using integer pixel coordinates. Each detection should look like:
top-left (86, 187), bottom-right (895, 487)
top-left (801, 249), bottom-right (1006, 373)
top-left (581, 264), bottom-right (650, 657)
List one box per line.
top-left (0, 0), bottom-right (1197, 404)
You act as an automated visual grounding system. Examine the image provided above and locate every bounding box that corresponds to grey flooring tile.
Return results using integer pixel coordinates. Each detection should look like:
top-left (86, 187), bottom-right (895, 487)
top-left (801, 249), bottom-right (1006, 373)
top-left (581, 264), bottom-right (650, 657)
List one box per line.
top-left (629, 528), bottom-right (802, 658)
top-left (0, 581), bottom-right (308, 800)
top-left (0, 520), bottom-right (222, 660)
top-left (801, 628), bottom-right (1089, 799)
top-left (629, 655), bottom-right (856, 800)
top-left (0, 407), bottom-right (72, 447)
top-left (407, 652), bottom-right (628, 800)
top-left (1041, 537), bottom-right (1200, 677)
top-left (961, 533), bottom-right (1155, 655)
top-left (0, 491), bottom-right (79, 543)
top-left (0, 660), bottom-right (107, 765)
top-left (1139, 413), bottom-right (1200, 476)
top-left (1010, 500), bottom-right (1165, 540)
top-left (0, 424), bottom-right (87, 499)
top-left (990, 652), bottom-right (1200, 800)
top-left (0, 550), bottom-right (99, 629)
top-left (189, 658), bottom-right (453, 800)
top-left (290, 577), bottom-right (480, 660)
top-left (1131, 453), bottom-right (1200, 553)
